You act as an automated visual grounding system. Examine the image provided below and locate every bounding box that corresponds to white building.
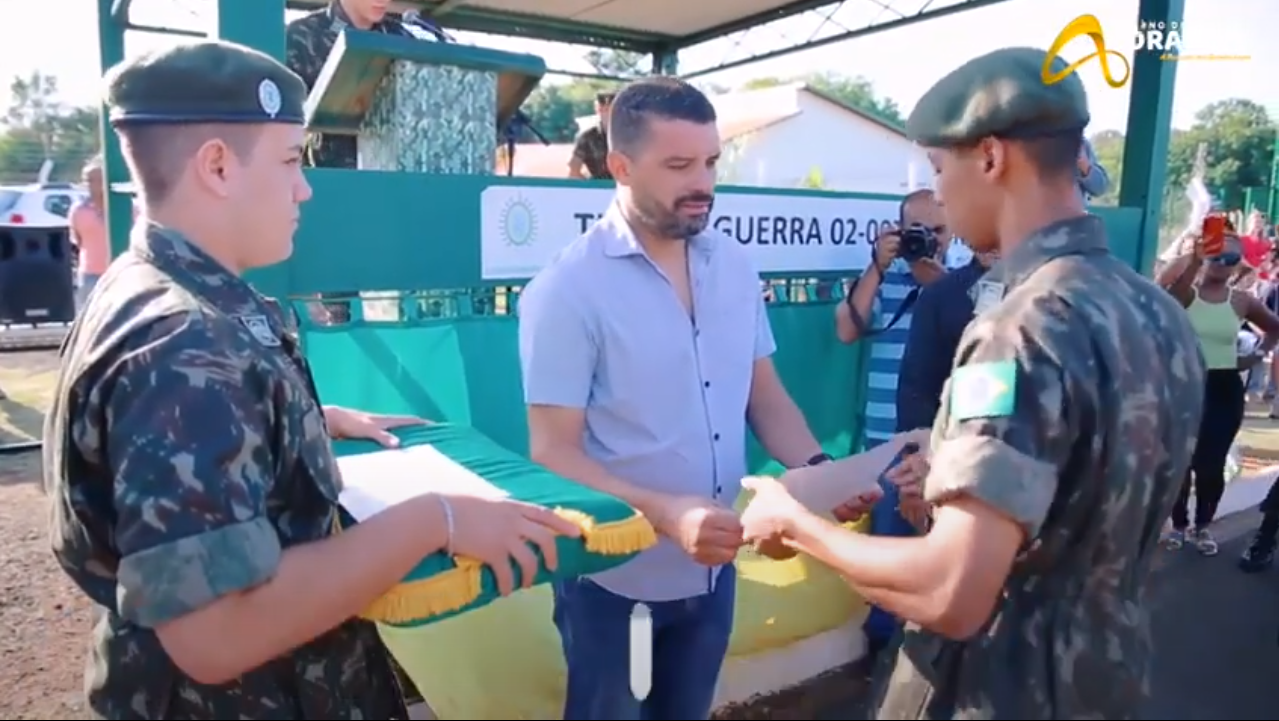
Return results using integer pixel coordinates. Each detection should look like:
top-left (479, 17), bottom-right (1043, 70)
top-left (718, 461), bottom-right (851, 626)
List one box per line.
top-left (500, 81), bottom-right (930, 194)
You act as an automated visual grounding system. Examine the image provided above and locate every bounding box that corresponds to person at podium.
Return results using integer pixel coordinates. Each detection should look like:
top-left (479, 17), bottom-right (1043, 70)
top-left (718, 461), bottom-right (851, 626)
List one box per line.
top-left (520, 78), bottom-right (832, 720)
top-left (286, 0), bottom-right (413, 170)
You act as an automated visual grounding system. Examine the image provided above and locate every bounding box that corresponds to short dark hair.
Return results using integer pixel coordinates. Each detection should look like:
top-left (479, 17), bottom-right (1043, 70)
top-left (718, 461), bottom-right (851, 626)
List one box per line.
top-left (1018, 129), bottom-right (1083, 179)
top-left (595, 91), bottom-right (616, 105)
top-left (117, 124), bottom-right (260, 205)
top-left (608, 77), bottom-right (717, 155)
top-left (898, 188), bottom-right (935, 224)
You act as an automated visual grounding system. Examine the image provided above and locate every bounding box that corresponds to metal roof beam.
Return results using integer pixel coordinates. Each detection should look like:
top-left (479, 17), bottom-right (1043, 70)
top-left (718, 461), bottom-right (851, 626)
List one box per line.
top-left (674, 0), bottom-right (844, 49)
top-left (679, 0), bottom-right (1013, 79)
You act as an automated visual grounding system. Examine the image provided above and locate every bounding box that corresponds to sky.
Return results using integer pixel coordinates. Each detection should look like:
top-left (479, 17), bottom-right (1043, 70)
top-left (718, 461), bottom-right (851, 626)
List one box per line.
top-left (0, 0), bottom-right (1273, 135)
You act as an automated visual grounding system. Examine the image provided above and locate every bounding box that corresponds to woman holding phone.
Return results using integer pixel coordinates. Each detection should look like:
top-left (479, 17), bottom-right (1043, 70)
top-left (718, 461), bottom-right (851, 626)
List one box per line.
top-left (1156, 225), bottom-right (1279, 554)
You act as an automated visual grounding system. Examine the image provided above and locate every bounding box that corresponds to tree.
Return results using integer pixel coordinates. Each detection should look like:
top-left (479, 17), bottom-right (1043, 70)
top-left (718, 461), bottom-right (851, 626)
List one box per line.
top-left (0, 72), bottom-right (100, 183)
top-left (1165, 99), bottom-right (1275, 212)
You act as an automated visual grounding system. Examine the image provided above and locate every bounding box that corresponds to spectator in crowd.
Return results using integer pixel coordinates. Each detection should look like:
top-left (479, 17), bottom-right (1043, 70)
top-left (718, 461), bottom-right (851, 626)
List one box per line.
top-left (69, 155), bottom-right (110, 309)
top-left (1077, 137), bottom-right (1109, 202)
top-left (1156, 230), bottom-right (1279, 554)
top-left (1239, 478), bottom-right (1279, 572)
top-left (568, 92), bottom-right (616, 180)
top-left (833, 187), bottom-right (948, 660)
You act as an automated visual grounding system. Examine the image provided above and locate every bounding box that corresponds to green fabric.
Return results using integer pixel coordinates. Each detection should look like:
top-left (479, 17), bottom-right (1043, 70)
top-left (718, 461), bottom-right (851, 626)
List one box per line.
top-left (906, 46), bottom-right (1089, 147)
top-left (333, 423), bottom-right (646, 627)
top-left (303, 304), bottom-right (867, 464)
top-left (104, 40), bottom-right (306, 126)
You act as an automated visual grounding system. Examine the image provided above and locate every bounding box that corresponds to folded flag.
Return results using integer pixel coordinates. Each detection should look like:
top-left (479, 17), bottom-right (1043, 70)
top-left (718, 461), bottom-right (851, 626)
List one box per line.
top-left (334, 423), bottom-right (656, 627)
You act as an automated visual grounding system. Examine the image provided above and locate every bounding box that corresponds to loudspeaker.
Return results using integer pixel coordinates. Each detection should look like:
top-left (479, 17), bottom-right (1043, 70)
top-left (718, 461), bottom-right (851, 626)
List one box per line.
top-left (0, 225), bottom-right (76, 324)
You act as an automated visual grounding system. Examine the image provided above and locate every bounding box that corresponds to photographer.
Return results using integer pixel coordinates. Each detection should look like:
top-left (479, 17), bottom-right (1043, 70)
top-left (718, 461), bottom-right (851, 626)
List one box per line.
top-left (832, 188), bottom-right (947, 659)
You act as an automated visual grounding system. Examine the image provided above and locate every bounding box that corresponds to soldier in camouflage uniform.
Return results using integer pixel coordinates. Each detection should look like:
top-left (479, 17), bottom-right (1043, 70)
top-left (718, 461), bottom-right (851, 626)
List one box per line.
top-left (286, 1), bottom-right (414, 324)
top-left (568, 92), bottom-right (615, 180)
top-left (738, 47), bottom-right (1206, 719)
top-left (43, 40), bottom-right (578, 720)
top-left (285, 0), bottom-right (410, 170)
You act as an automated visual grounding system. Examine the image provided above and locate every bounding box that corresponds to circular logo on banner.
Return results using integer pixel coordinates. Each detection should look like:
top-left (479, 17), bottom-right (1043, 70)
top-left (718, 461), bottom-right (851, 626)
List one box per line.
top-left (500, 195), bottom-right (537, 248)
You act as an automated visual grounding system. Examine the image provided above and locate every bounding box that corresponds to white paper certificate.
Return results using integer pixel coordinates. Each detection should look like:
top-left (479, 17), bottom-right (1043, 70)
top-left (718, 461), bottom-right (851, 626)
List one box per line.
top-left (337, 444), bottom-right (508, 522)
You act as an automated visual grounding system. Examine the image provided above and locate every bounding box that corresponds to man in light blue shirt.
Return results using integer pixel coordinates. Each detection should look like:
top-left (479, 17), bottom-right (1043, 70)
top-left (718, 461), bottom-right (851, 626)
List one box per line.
top-left (519, 78), bottom-right (829, 720)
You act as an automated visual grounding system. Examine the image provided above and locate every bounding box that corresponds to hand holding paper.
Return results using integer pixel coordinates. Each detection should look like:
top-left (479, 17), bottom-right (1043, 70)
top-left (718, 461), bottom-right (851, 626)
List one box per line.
top-left (740, 475), bottom-right (809, 560)
top-left (775, 429), bottom-right (931, 516)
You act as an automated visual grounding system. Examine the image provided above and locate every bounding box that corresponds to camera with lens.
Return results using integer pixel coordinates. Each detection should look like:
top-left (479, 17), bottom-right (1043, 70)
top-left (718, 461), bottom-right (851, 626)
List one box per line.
top-left (897, 223), bottom-right (939, 263)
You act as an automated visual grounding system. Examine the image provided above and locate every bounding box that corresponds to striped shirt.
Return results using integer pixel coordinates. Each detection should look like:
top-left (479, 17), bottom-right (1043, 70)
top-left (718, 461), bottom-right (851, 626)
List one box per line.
top-left (863, 259), bottom-right (918, 447)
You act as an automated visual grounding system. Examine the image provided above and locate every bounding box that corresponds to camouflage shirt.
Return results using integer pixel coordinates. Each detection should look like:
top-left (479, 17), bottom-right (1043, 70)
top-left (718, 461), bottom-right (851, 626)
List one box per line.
top-left (874, 215), bottom-right (1206, 720)
top-left (571, 125), bottom-right (611, 180)
top-left (286, 1), bottom-right (410, 169)
top-left (43, 223), bottom-right (406, 719)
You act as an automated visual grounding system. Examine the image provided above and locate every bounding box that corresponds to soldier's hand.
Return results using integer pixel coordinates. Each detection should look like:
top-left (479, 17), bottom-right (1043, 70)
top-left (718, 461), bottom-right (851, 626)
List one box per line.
top-left (831, 491), bottom-right (882, 524)
top-left (873, 228), bottom-right (900, 271)
top-left (443, 495), bottom-right (583, 596)
top-left (324, 406), bottom-right (429, 447)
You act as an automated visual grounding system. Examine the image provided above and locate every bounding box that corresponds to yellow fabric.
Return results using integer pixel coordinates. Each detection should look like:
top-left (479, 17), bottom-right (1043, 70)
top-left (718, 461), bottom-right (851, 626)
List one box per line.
top-left (1187, 291), bottom-right (1240, 370)
top-left (380, 512), bottom-right (871, 720)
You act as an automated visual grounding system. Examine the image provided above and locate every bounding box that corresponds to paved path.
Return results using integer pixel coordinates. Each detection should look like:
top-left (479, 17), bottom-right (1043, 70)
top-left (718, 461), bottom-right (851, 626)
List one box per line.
top-left (1145, 509), bottom-right (1279, 719)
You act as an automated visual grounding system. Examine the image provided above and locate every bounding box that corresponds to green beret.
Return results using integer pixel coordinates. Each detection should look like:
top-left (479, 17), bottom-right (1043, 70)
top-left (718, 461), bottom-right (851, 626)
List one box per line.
top-left (104, 40), bottom-right (306, 127)
top-left (906, 47), bottom-right (1090, 147)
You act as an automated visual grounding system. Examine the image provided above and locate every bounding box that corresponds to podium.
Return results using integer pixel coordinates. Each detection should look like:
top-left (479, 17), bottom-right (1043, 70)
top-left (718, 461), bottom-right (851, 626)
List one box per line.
top-left (304, 30), bottom-right (546, 174)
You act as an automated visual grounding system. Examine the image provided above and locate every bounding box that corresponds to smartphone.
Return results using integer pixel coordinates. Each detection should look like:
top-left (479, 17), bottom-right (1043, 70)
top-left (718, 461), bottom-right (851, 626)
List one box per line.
top-left (1202, 215), bottom-right (1226, 256)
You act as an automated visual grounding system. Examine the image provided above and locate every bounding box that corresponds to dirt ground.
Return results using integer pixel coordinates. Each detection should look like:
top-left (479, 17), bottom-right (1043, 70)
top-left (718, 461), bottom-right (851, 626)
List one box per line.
top-left (1, 345), bottom-right (1277, 720)
top-left (0, 349), bottom-right (91, 719)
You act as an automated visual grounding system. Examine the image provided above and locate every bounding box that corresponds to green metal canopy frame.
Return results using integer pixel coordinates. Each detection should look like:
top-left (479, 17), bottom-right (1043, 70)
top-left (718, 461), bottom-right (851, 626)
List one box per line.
top-left (94, 0), bottom-right (1183, 272)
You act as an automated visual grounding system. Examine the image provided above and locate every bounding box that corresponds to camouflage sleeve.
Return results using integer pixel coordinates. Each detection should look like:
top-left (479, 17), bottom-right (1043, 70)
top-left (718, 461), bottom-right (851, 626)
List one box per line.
top-left (285, 17), bottom-right (324, 90)
top-left (924, 302), bottom-right (1085, 537)
top-left (570, 129), bottom-right (589, 162)
top-left (108, 314), bottom-right (281, 628)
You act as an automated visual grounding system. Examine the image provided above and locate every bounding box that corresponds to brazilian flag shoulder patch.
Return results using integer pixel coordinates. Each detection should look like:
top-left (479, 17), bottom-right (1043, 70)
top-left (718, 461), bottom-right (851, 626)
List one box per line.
top-left (949, 360), bottom-right (1017, 421)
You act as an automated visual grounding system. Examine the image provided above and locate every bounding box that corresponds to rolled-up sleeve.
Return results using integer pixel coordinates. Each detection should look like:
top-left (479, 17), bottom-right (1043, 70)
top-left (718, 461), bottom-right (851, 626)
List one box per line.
top-left (924, 308), bottom-right (1082, 537)
top-left (109, 316), bottom-right (281, 628)
top-left (519, 270), bottom-right (597, 408)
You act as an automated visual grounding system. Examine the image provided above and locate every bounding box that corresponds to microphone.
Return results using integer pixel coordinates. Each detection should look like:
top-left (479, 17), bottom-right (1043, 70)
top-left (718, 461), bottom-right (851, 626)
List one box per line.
top-left (402, 10), bottom-right (454, 42)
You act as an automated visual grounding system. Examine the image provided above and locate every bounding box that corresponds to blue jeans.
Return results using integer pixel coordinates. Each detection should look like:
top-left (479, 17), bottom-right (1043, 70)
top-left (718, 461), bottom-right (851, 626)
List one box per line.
top-left (553, 565), bottom-right (737, 720)
top-left (863, 437), bottom-right (917, 644)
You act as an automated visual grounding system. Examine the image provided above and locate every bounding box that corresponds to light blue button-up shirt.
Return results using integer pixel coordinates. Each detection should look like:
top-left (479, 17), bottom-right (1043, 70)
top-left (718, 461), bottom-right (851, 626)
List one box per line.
top-left (518, 203), bottom-right (775, 602)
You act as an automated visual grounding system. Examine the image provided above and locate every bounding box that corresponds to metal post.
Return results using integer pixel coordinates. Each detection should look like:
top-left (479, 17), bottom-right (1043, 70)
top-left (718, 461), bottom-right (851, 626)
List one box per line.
top-left (96, 0), bottom-right (132, 260)
top-left (212, 0), bottom-right (287, 59)
top-left (1117, 0), bottom-right (1185, 273)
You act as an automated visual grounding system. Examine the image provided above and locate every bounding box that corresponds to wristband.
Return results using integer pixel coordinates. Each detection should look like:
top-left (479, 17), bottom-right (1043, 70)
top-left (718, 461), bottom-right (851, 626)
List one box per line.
top-left (805, 452), bottom-right (834, 467)
top-left (437, 495), bottom-right (456, 556)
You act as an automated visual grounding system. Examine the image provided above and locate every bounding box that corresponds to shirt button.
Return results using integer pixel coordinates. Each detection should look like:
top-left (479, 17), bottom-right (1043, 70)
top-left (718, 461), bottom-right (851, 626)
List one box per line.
top-left (716, 485), bottom-right (723, 494)
top-left (703, 381), bottom-right (710, 388)
top-left (713, 433), bottom-right (720, 441)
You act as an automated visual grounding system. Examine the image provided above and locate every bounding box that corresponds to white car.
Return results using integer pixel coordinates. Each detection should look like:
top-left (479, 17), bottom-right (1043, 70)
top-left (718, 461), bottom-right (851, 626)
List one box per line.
top-left (0, 183), bottom-right (87, 227)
